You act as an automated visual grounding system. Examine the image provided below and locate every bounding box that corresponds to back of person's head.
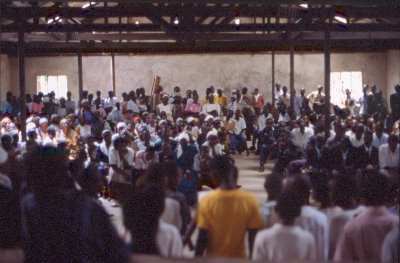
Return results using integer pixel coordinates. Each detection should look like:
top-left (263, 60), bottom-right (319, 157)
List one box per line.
top-left (162, 161), bottom-right (180, 191)
top-left (25, 145), bottom-right (71, 196)
top-left (285, 174), bottom-right (311, 206)
top-left (208, 155), bottom-right (235, 185)
top-left (309, 171), bottom-right (331, 209)
top-left (276, 190), bottom-right (303, 225)
top-left (331, 171), bottom-right (357, 209)
top-left (360, 170), bottom-right (389, 206)
top-left (123, 185), bottom-right (165, 255)
top-left (264, 174), bottom-right (283, 201)
top-left (141, 162), bottom-right (166, 189)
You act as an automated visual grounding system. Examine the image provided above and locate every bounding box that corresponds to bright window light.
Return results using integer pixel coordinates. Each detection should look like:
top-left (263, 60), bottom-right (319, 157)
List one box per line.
top-left (47, 18), bottom-right (54, 24)
top-left (334, 15), bottom-right (348, 24)
top-left (82, 2), bottom-right (96, 9)
top-left (234, 17), bottom-right (241, 26)
top-left (299, 3), bottom-right (309, 9)
top-left (173, 16), bottom-right (180, 25)
top-left (135, 20), bottom-right (140, 25)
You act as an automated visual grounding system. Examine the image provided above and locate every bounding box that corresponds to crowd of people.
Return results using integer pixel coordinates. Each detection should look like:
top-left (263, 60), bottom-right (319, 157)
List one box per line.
top-left (0, 82), bottom-right (399, 262)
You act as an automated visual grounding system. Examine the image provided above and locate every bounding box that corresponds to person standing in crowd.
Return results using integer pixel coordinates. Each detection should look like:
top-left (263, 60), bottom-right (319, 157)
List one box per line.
top-left (215, 89), bottom-right (228, 112)
top-left (358, 85), bottom-right (370, 116)
top-left (308, 85), bottom-right (325, 114)
top-left (228, 109), bottom-right (248, 155)
top-left (21, 145), bottom-right (130, 263)
top-left (195, 156), bottom-right (263, 258)
top-left (379, 133), bottom-right (399, 175)
top-left (293, 88), bottom-right (306, 116)
top-left (285, 174), bottom-right (329, 261)
top-left (65, 91), bottom-right (76, 114)
top-left (253, 191), bottom-right (316, 261)
top-left (123, 184), bottom-right (183, 258)
top-left (274, 83), bottom-right (283, 103)
top-left (252, 88), bottom-right (265, 113)
top-left (334, 171), bottom-right (399, 261)
top-left (278, 86), bottom-right (290, 109)
top-left (290, 119), bottom-right (314, 152)
top-left (390, 84), bottom-right (400, 121)
top-left (260, 174), bottom-right (282, 228)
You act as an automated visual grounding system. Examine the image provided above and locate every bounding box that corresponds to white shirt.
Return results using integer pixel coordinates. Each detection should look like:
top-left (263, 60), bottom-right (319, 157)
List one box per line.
top-left (373, 133), bottom-right (389, 148)
top-left (104, 96), bottom-right (118, 108)
top-left (328, 206), bottom-right (367, 259)
top-left (157, 220), bottom-right (183, 258)
top-left (202, 103), bottom-right (221, 116)
top-left (257, 115), bottom-right (267, 132)
top-left (295, 205), bottom-right (329, 261)
top-left (379, 144), bottom-right (400, 169)
top-left (126, 100), bottom-right (140, 113)
top-left (278, 113), bottom-right (290, 123)
top-left (349, 133), bottom-right (364, 148)
top-left (291, 127), bottom-right (314, 150)
top-left (381, 226), bottom-right (399, 263)
top-left (260, 201), bottom-right (278, 228)
top-left (253, 224), bottom-right (316, 261)
top-left (161, 198), bottom-right (182, 233)
top-left (202, 141), bottom-right (224, 157)
top-left (294, 95), bottom-right (304, 115)
top-left (108, 146), bottom-right (134, 183)
top-left (77, 124), bottom-right (92, 139)
top-left (157, 103), bottom-right (173, 116)
top-left (233, 117), bottom-right (246, 135)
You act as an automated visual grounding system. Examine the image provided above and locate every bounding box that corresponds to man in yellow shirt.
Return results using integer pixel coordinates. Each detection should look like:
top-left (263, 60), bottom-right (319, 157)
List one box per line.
top-left (195, 156), bottom-right (264, 258)
top-left (215, 89), bottom-right (228, 109)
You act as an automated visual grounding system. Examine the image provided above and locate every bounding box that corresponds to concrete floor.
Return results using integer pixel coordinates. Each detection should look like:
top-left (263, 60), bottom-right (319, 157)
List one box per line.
top-left (234, 154), bottom-right (272, 204)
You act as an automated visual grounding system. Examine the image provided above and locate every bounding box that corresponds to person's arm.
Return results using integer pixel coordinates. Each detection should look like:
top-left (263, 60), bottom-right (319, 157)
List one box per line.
top-left (110, 164), bottom-right (130, 178)
top-left (247, 229), bottom-right (258, 259)
top-left (195, 228), bottom-right (209, 257)
top-left (378, 146), bottom-right (387, 169)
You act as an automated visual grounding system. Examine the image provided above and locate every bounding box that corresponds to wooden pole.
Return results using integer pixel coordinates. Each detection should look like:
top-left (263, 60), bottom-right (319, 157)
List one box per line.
top-left (272, 51), bottom-right (276, 106)
top-left (289, 6), bottom-right (295, 112)
top-left (18, 29), bottom-right (27, 141)
top-left (289, 38), bottom-right (295, 111)
top-left (78, 52), bottom-right (83, 102)
top-left (324, 19), bottom-right (331, 133)
top-left (111, 53), bottom-right (116, 94)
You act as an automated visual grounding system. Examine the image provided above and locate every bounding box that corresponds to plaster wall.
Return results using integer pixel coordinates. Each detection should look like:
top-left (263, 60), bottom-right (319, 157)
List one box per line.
top-left (7, 52), bottom-right (392, 103)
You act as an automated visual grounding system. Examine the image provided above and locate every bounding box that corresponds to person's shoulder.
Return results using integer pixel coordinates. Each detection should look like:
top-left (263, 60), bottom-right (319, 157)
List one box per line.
top-left (235, 189), bottom-right (259, 204)
top-left (165, 196), bottom-right (180, 209)
top-left (302, 206), bottom-right (328, 223)
top-left (295, 225), bottom-right (315, 241)
top-left (255, 226), bottom-right (276, 241)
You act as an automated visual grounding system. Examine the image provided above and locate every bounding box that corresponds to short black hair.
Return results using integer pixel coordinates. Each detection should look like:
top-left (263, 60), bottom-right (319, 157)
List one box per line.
top-left (208, 155), bottom-right (235, 183)
top-left (275, 190), bottom-right (303, 224)
top-left (286, 174), bottom-right (311, 205)
top-left (360, 170), bottom-right (389, 206)
top-left (264, 174), bottom-right (283, 201)
top-left (331, 172), bottom-right (357, 208)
